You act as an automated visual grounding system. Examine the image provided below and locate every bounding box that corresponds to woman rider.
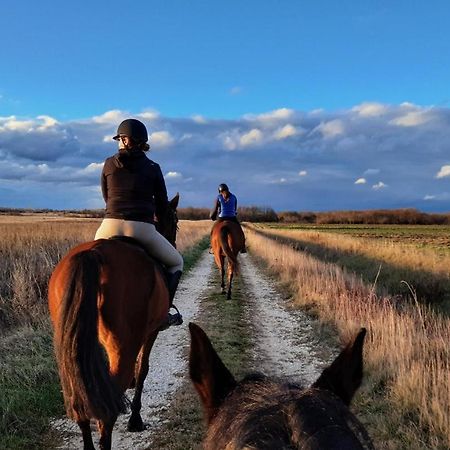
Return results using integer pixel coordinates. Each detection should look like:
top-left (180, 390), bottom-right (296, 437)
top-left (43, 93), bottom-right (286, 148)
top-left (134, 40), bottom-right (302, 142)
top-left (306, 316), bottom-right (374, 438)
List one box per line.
top-left (210, 183), bottom-right (247, 252)
top-left (95, 118), bottom-right (183, 328)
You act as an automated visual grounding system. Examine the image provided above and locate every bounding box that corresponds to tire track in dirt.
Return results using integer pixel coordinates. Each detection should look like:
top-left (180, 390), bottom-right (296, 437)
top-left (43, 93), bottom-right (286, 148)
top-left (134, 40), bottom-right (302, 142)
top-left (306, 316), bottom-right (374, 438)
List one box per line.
top-left (240, 254), bottom-right (330, 385)
top-left (52, 250), bottom-right (214, 450)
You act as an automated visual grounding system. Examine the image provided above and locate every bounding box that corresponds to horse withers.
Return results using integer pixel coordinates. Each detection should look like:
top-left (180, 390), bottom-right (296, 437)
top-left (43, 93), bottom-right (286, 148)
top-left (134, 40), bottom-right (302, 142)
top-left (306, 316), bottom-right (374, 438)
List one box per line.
top-left (48, 194), bottom-right (179, 450)
top-left (189, 323), bottom-right (374, 450)
top-left (210, 220), bottom-right (245, 299)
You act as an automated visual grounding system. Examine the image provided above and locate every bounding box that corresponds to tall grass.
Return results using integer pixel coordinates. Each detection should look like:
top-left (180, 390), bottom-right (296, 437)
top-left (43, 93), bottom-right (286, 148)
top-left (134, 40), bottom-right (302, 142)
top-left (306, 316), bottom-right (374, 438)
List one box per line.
top-left (257, 226), bottom-right (450, 312)
top-left (246, 228), bottom-right (450, 449)
top-left (0, 218), bottom-right (211, 331)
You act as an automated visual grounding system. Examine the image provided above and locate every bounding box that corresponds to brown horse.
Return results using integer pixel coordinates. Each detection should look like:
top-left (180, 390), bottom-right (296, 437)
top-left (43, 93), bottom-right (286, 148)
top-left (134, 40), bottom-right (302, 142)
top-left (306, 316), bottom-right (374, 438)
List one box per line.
top-left (189, 323), bottom-right (374, 450)
top-left (48, 194), bottom-right (179, 450)
top-left (210, 220), bottom-right (245, 299)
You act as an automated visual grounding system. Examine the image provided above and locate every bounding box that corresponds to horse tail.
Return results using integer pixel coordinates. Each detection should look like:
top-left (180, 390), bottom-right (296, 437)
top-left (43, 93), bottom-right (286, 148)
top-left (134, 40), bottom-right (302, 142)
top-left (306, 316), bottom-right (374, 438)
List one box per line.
top-left (220, 226), bottom-right (239, 275)
top-left (54, 249), bottom-right (127, 422)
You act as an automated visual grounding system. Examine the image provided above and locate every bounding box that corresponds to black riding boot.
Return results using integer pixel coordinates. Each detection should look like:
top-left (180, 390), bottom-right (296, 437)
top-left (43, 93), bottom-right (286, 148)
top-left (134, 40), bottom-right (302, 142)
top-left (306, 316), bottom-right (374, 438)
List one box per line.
top-left (165, 270), bottom-right (183, 328)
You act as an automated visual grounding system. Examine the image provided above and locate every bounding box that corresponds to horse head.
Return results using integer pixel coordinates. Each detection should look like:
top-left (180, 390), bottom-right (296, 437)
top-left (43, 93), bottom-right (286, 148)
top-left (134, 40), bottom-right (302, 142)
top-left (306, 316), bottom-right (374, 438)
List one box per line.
top-left (189, 323), bottom-right (373, 449)
top-left (156, 193), bottom-right (180, 247)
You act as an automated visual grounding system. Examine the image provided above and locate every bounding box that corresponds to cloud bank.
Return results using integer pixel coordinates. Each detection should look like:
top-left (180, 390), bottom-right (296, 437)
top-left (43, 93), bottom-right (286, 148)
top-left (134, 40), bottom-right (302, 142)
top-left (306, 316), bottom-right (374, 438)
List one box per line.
top-left (0, 102), bottom-right (449, 211)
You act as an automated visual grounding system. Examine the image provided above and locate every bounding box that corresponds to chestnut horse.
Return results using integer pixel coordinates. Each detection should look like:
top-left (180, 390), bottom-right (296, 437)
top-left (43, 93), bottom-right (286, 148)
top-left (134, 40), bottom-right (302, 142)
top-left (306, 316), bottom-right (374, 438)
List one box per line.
top-left (210, 220), bottom-right (245, 299)
top-left (189, 323), bottom-right (374, 450)
top-left (48, 194), bottom-right (179, 450)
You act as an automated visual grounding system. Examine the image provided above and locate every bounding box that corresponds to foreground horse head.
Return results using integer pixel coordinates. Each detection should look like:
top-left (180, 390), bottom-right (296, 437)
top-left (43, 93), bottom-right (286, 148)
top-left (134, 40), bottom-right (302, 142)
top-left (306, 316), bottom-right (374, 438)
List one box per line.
top-left (189, 323), bottom-right (373, 450)
top-left (48, 195), bottom-right (179, 450)
top-left (210, 220), bottom-right (245, 299)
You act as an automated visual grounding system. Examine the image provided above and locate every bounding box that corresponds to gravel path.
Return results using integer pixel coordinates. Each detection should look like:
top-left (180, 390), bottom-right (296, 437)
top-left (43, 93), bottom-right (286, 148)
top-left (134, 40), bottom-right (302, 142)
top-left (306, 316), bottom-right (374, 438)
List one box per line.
top-left (240, 254), bottom-right (325, 385)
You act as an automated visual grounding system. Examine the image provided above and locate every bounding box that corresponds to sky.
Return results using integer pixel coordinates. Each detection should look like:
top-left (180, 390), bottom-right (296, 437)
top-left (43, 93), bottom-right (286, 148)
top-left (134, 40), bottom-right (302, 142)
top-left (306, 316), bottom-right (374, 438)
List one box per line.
top-left (1, 0), bottom-right (450, 211)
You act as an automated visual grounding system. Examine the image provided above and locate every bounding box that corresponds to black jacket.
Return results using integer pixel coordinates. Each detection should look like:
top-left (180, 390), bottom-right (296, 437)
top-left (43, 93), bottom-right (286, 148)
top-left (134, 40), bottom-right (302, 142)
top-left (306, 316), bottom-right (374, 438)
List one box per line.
top-left (101, 150), bottom-right (168, 223)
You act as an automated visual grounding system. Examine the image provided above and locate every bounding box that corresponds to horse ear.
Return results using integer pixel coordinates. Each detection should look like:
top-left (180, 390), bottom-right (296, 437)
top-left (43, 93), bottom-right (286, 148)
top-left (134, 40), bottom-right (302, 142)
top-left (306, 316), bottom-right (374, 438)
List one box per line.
top-left (189, 322), bottom-right (237, 423)
top-left (312, 328), bottom-right (366, 406)
top-left (169, 192), bottom-right (180, 210)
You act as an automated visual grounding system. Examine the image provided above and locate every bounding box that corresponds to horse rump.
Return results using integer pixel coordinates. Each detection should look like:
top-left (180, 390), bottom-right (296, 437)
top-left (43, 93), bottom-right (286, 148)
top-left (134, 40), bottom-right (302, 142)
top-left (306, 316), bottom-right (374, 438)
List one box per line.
top-left (188, 323), bottom-right (373, 450)
top-left (51, 248), bottom-right (127, 422)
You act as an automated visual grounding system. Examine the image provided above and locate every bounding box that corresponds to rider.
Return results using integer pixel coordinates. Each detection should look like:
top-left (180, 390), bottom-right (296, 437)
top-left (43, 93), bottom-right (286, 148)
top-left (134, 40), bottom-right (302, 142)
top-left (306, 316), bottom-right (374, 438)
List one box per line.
top-left (94, 118), bottom-right (183, 328)
top-left (210, 183), bottom-right (247, 252)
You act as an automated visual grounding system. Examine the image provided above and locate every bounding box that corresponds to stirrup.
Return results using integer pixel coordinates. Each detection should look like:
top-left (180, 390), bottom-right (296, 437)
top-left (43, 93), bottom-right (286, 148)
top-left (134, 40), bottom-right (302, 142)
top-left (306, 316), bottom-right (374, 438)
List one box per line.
top-left (168, 305), bottom-right (183, 326)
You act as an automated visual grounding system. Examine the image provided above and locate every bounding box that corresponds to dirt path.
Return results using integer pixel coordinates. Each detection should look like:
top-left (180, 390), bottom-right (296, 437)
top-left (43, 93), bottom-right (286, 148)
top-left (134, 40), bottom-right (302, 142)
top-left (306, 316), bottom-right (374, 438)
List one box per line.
top-left (52, 251), bottom-right (333, 449)
top-left (240, 254), bottom-right (328, 384)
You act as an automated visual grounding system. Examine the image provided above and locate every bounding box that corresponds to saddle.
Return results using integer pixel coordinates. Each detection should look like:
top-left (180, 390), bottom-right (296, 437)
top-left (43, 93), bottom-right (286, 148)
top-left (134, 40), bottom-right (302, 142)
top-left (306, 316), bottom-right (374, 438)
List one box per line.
top-left (108, 235), bottom-right (167, 281)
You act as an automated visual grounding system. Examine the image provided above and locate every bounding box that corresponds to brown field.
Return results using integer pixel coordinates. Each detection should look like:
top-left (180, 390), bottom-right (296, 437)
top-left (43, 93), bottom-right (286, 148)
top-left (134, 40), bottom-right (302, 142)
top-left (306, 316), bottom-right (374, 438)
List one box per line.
top-left (246, 225), bottom-right (450, 449)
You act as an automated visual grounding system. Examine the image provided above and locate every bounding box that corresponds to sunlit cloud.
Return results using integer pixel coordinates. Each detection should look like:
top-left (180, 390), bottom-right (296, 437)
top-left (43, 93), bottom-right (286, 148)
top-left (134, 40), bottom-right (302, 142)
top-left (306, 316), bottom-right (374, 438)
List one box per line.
top-left (149, 130), bottom-right (175, 148)
top-left (436, 165), bottom-right (450, 179)
top-left (372, 181), bottom-right (387, 190)
top-left (355, 178), bottom-right (367, 184)
top-left (352, 102), bottom-right (389, 117)
top-left (273, 124), bottom-right (299, 140)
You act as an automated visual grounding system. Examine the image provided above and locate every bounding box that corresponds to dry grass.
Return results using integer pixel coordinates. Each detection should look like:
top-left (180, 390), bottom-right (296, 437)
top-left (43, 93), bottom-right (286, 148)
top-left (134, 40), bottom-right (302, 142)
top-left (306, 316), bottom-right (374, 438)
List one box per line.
top-left (246, 228), bottom-right (450, 449)
top-left (261, 227), bottom-right (450, 278)
top-left (0, 218), bottom-right (211, 331)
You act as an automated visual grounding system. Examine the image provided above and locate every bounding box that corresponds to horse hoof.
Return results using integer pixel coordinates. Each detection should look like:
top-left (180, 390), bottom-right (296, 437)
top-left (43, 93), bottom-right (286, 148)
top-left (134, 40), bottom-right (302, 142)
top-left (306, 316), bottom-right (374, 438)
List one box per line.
top-left (227, 294), bottom-right (232, 300)
top-left (127, 415), bottom-right (145, 432)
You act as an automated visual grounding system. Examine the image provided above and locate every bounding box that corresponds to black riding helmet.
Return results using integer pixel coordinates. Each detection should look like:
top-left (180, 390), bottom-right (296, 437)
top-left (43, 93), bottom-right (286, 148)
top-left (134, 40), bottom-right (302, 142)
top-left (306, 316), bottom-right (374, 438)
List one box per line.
top-left (218, 183), bottom-right (229, 192)
top-left (113, 119), bottom-right (148, 143)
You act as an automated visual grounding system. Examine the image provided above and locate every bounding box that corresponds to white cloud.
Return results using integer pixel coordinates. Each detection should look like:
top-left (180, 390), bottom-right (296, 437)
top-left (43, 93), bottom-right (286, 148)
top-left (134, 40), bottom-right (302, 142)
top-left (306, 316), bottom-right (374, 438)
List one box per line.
top-left (315, 119), bottom-right (345, 138)
top-left (390, 110), bottom-right (433, 127)
top-left (165, 171), bottom-right (182, 179)
top-left (299, 170), bottom-right (307, 176)
top-left (92, 110), bottom-right (126, 124)
top-left (364, 168), bottom-right (380, 176)
top-left (355, 178), bottom-right (367, 184)
top-left (36, 115), bottom-right (59, 130)
top-left (247, 108), bottom-right (294, 124)
top-left (150, 131), bottom-right (175, 148)
top-left (372, 181), bottom-right (387, 190)
top-left (191, 115), bottom-right (207, 124)
top-left (240, 128), bottom-right (263, 147)
top-left (436, 165), bottom-right (450, 179)
top-left (273, 124), bottom-right (300, 140)
top-left (138, 110), bottom-right (160, 121)
top-left (352, 102), bottom-right (388, 117)
top-left (424, 195), bottom-right (436, 200)
top-left (0, 116), bottom-right (34, 132)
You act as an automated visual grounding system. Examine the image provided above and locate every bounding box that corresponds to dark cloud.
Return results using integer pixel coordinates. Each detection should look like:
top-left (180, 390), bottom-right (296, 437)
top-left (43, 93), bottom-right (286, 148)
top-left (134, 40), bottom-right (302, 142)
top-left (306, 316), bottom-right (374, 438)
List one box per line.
top-left (0, 104), bottom-right (449, 211)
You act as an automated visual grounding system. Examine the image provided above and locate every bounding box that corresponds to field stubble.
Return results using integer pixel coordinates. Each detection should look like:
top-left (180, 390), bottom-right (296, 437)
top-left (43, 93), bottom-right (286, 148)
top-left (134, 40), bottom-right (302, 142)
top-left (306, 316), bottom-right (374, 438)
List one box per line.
top-left (246, 226), bottom-right (450, 449)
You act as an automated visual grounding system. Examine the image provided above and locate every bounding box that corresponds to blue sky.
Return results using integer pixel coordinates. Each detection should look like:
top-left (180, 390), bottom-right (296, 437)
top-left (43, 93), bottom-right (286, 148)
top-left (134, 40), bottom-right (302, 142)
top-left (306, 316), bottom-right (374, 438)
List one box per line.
top-left (1, 1), bottom-right (450, 211)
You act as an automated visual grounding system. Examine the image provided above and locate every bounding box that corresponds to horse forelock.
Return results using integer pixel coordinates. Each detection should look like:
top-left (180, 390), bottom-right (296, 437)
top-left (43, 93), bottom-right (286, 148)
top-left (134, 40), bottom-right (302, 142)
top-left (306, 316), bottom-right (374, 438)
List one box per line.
top-left (204, 378), bottom-right (372, 450)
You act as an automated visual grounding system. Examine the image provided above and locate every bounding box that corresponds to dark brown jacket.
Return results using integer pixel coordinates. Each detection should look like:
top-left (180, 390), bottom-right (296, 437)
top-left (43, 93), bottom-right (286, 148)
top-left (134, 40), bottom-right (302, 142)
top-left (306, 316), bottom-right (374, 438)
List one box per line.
top-left (101, 150), bottom-right (168, 223)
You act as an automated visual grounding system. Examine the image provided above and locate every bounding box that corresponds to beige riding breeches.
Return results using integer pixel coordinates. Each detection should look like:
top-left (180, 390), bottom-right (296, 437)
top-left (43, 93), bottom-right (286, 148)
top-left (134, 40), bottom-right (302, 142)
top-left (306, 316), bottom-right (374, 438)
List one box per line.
top-left (94, 219), bottom-right (184, 273)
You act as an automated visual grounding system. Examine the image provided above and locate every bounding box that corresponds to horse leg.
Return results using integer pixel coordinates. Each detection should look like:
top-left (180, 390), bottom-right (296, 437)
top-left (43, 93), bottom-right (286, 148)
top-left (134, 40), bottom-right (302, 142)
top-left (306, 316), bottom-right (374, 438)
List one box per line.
top-left (220, 255), bottom-right (226, 294)
top-left (128, 331), bottom-right (159, 432)
top-left (77, 420), bottom-right (95, 450)
top-left (97, 417), bottom-right (116, 450)
top-left (227, 269), bottom-right (234, 300)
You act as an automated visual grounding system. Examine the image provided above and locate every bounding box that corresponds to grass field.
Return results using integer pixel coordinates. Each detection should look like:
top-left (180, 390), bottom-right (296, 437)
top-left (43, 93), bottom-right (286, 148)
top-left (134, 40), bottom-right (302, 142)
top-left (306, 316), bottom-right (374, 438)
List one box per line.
top-left (264, 223), bottom-right (450, 252)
